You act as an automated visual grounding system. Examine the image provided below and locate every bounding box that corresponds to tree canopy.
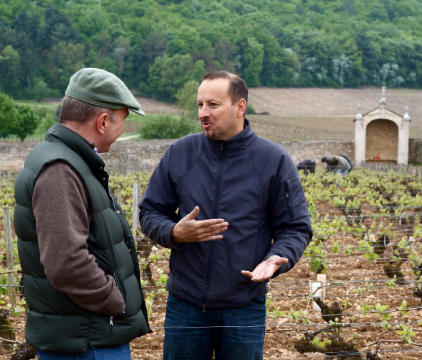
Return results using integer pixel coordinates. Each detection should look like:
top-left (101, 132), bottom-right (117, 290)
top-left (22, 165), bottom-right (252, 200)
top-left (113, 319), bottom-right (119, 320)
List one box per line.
top-left (1, 0), bottom-right (422, 101)
top-left (0, 91), bottom-right (39, 141)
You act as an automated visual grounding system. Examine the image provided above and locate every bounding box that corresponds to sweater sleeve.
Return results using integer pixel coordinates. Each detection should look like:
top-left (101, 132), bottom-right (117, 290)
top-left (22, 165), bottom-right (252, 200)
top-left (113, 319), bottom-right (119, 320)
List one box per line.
top-left (32, 161), bottom-right (125, 315)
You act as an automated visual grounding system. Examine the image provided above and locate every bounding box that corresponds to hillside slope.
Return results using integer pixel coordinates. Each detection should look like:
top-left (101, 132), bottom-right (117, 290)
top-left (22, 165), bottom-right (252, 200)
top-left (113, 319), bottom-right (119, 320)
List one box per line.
top-left (247, 87), bottom-right (422, 142)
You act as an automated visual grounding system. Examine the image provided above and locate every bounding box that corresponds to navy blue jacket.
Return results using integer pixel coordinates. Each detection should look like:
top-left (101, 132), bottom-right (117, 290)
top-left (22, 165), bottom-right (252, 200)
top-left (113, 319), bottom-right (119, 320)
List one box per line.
top-left (139, 120), bottom-right (312, 309)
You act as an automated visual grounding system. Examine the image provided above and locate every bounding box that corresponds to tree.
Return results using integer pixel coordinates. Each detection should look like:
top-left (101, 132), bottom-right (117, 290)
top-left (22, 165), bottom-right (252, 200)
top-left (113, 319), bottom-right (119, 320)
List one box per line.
top-left (11, 9), bottom-right (41, 97)
top-left (148, 54), bottom-right (204, 101)
top-left (0, 45), bottom-right (21, 96)
top-left (214, 39), bottom-right (241, 73)
top-left (32, 79), bottom-right (50, 102)
top-left (260, 37), bottom-right (298, 87)
top-left (41, 3), bottom-right (76, 47)
top-left (2, 0), bottom-right (422, 97)
top-left (241, 38), bottom-right (264, 87)
top-left (356, 32), bottom-right (379, 82)
top-left (0, 91), bottom-right (17, 138)
top-left (167, 25), bottom-right (200, 56)
top-left (10, 105), bottom-right (39, 141)
top-left (175, 80), bottom-right (200, 120)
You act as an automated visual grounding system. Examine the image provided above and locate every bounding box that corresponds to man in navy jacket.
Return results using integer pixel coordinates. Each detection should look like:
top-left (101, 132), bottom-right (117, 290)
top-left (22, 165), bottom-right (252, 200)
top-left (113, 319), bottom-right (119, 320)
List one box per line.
top-left (139, 71), bottom-right (312, 360)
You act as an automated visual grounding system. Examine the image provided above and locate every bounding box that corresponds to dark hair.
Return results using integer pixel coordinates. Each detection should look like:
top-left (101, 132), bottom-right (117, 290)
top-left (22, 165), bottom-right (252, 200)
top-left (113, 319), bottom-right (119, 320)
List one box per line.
top-left (202, 71), bottom-right (248, 105)
top-left (59, 96), bottom-right (114, 124)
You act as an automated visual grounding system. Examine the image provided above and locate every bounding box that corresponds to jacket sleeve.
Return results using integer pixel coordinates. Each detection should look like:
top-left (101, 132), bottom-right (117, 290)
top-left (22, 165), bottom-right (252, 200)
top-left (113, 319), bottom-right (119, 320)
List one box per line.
top-left (265, 152), bottom-right (313, 276)
top-left (139, 146), bottom-right (181, 249)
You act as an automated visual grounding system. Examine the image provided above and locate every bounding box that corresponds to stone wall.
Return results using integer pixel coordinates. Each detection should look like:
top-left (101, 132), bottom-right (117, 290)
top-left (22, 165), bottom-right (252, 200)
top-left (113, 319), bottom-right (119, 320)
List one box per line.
top-left (101, 139), bottom-right (175, 173)
top-left (409, 138), bottom-right (422, 164)
top-left (281, 141), bottom-right (354, 165)
top-left (0, 138), bottom-right (355, 173)
top-left (3, 137), bottom-right (422, 175)
top-left (0, 140), bottom-right (40, 171)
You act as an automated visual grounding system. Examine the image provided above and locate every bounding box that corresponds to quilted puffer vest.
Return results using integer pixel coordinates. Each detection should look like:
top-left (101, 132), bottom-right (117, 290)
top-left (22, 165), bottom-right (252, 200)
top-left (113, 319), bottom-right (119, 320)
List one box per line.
top-left (14, 124), bottom-right (150, 354)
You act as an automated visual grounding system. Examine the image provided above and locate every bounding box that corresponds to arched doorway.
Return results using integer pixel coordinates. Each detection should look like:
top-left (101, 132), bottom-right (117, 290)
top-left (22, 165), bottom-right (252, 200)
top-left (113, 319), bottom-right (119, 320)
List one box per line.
top-left (365, 120), bottom-right (398, 163)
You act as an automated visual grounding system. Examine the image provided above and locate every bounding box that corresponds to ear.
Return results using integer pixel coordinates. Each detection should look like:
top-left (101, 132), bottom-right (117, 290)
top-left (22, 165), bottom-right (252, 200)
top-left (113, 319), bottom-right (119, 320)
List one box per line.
top-left (237, 99), bottom-right (247, 118)
top-left (95, 112), bottom-right (109, 134)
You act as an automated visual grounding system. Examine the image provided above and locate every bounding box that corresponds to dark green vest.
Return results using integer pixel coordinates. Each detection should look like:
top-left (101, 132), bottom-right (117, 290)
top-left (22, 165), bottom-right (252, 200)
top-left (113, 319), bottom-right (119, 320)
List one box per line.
top-left (14, 124), bottom-right (150, 354)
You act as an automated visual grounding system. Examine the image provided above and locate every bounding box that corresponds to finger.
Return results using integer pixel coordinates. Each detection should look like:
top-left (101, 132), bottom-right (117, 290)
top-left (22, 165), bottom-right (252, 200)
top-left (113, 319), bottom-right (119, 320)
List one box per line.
top-left (204, 235), bottom-right (224, 241)
top-left (240, 270), bottom-right (253, 279)
top-left (248, 271), bottom-right (270, 282)
top-left (197, 219), bottom-right (227, 228)
top-left (197, 229), bottom-right (226, 239)
top-left (210, 222), bottom-right (229, 231)
top-left (197, 222), bottom-right (229, 235)
top-left (193, 234), bottom-right (224, 242)
top-left (185, 206), bottom-right (200, 221)
top-left (199, 224), bottom-right (229, 236)
top-left (267, 256), bottom-right (289, 266)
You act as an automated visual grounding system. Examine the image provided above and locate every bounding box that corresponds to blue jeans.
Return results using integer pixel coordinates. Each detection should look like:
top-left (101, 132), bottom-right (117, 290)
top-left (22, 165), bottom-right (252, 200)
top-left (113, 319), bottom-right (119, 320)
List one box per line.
top-left (36, 344), bottom-right (131, 360)
top-left (335, 169), bottom-right (347, 175)
top-left (163, 294), bottom-right (266, 360)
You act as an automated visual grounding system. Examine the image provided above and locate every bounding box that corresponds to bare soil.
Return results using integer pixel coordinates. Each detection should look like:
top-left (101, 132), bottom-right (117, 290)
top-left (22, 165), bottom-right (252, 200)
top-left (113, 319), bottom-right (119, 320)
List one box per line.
top-left (135, 97), bottom-right (181, 116)
top-left (248, 87), bottom-right (422, 119)
top-left (137, 88), bottom-right (422, 142)
top-left (247, 87), bottom-right (422, 142)
top-left (128, 204), bottom-right (422, 360)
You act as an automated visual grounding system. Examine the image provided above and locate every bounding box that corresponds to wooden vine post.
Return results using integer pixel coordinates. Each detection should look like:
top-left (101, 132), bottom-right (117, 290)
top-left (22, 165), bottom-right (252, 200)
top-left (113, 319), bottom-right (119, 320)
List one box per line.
top-left (132, 183), bottom-right (139, 238)
top-left (3, 207), bottom-right (16, 305)
top-left (116, 189), bottom-right (122, 205)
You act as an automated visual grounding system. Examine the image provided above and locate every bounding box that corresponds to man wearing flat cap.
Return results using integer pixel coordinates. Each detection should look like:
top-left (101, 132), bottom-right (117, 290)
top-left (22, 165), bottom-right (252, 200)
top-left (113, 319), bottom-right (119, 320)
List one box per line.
top-left (14, 68), bottom-right (150, 359)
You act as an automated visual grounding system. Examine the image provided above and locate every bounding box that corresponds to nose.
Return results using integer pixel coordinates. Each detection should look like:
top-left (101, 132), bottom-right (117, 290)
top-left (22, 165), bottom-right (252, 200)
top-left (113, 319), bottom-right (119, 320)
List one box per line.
top-left (198, 105), bottom-right (210, 120)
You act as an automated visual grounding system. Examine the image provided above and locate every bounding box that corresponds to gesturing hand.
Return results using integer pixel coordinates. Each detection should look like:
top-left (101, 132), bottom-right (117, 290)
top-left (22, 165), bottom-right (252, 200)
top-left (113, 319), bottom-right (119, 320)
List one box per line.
top-left (171, 206), bottom-right (229, 243)
top-left (241, 255), bottom-right (288, 282)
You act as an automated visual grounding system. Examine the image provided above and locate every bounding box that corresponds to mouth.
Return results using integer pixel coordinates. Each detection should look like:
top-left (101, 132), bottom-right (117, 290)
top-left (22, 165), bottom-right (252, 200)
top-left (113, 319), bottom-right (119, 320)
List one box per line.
top-left (201, 120), bottom-right (214, 129)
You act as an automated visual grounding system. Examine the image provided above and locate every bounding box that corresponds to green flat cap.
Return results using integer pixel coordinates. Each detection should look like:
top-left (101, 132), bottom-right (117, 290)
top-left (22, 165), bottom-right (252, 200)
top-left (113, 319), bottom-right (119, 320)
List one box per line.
top-left (65, 68), bottom-right (145, 115)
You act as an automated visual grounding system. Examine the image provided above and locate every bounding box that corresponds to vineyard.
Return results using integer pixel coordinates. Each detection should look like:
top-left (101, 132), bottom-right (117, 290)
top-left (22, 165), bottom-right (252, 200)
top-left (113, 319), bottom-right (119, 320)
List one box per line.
top-left (1, 166), bottom-right (422, 359)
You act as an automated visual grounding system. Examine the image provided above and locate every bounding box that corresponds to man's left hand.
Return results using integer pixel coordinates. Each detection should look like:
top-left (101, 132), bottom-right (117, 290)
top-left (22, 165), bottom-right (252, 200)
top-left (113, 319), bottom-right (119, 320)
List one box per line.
top-left (241, 255), bottom-right (288, 282)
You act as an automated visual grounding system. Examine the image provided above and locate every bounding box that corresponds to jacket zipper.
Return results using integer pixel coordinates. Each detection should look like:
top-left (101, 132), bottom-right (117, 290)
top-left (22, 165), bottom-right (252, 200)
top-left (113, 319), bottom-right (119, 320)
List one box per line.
top-left (105, 176), bottom-right (126, 302)
top-left (202, 142), bottom-right (225, 311)
top-left (109, 316), bottom-right (114, 334)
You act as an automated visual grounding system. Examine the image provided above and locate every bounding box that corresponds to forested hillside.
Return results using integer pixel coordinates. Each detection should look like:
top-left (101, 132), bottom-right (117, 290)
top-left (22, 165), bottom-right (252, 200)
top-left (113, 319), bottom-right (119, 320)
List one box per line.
top-left (1, 0), bottom-right (422, 101)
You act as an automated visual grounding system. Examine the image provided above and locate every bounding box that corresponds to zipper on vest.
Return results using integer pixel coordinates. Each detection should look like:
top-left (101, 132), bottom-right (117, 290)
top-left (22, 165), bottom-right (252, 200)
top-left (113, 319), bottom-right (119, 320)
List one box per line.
top-left (109, 316), bottom-right (114, 334)
top-left (114, 272), bottom-right (126, 301)
top-left (106, 177), bottom-right (116, 212)
top-left (202, 142), bottom-right (225, 310)
top-left (104, 173), bottom-right (127, 306)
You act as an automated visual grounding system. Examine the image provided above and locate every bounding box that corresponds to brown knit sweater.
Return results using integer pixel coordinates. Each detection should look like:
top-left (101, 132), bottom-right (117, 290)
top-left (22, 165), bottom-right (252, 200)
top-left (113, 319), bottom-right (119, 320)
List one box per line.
top-left (32, 161), bottom-right (125, 315)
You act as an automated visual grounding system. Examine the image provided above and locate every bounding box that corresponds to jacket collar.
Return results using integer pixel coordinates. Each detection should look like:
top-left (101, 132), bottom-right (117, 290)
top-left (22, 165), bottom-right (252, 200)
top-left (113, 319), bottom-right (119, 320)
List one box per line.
top-left (45, 123), bottom-right (106, 171)
top-left (205, 119), bottom-right (256, 153)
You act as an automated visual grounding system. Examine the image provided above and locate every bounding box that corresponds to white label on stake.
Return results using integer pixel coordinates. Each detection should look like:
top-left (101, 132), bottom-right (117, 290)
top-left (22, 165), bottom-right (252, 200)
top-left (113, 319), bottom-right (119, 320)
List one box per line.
top-left (310, 281), bottom-right (322, 311)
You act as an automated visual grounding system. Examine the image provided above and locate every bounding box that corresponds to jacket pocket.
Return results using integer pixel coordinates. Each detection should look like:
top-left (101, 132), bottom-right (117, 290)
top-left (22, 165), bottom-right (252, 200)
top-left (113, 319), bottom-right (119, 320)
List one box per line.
top-left (285, 176), bottom-right (308, 221)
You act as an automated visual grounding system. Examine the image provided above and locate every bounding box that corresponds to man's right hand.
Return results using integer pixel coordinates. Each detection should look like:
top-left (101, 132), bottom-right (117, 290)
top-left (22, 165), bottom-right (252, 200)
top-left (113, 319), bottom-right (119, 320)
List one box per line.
top-left (171, 206), bottom-right (229, 243)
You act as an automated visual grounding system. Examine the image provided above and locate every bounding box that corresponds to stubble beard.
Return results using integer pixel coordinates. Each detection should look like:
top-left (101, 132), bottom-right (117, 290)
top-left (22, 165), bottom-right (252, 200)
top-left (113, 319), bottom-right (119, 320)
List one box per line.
top-left (203, 129), bottom-right (216, 139)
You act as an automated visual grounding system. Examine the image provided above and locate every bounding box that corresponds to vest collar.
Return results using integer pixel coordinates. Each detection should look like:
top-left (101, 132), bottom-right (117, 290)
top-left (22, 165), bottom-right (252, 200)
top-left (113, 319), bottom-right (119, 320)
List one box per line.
top-left (45, 123), bottom-right (105, 171)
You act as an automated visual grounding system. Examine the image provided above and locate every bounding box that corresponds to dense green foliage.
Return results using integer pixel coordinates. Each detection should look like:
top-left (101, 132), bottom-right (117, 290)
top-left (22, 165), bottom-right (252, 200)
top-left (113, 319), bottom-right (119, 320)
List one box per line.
top-left (0, 91), bottom-right (40, 140)
top-left (175, 80), bottom-right (200, 120)
top-left (11, 104), bottom-right (39, 141)
top-left (139, 114), bottom-right (201, 139)
top-left (0, 92), bottom-right (15, 137)
top-left (1, 0), bottom-right (422, 101)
